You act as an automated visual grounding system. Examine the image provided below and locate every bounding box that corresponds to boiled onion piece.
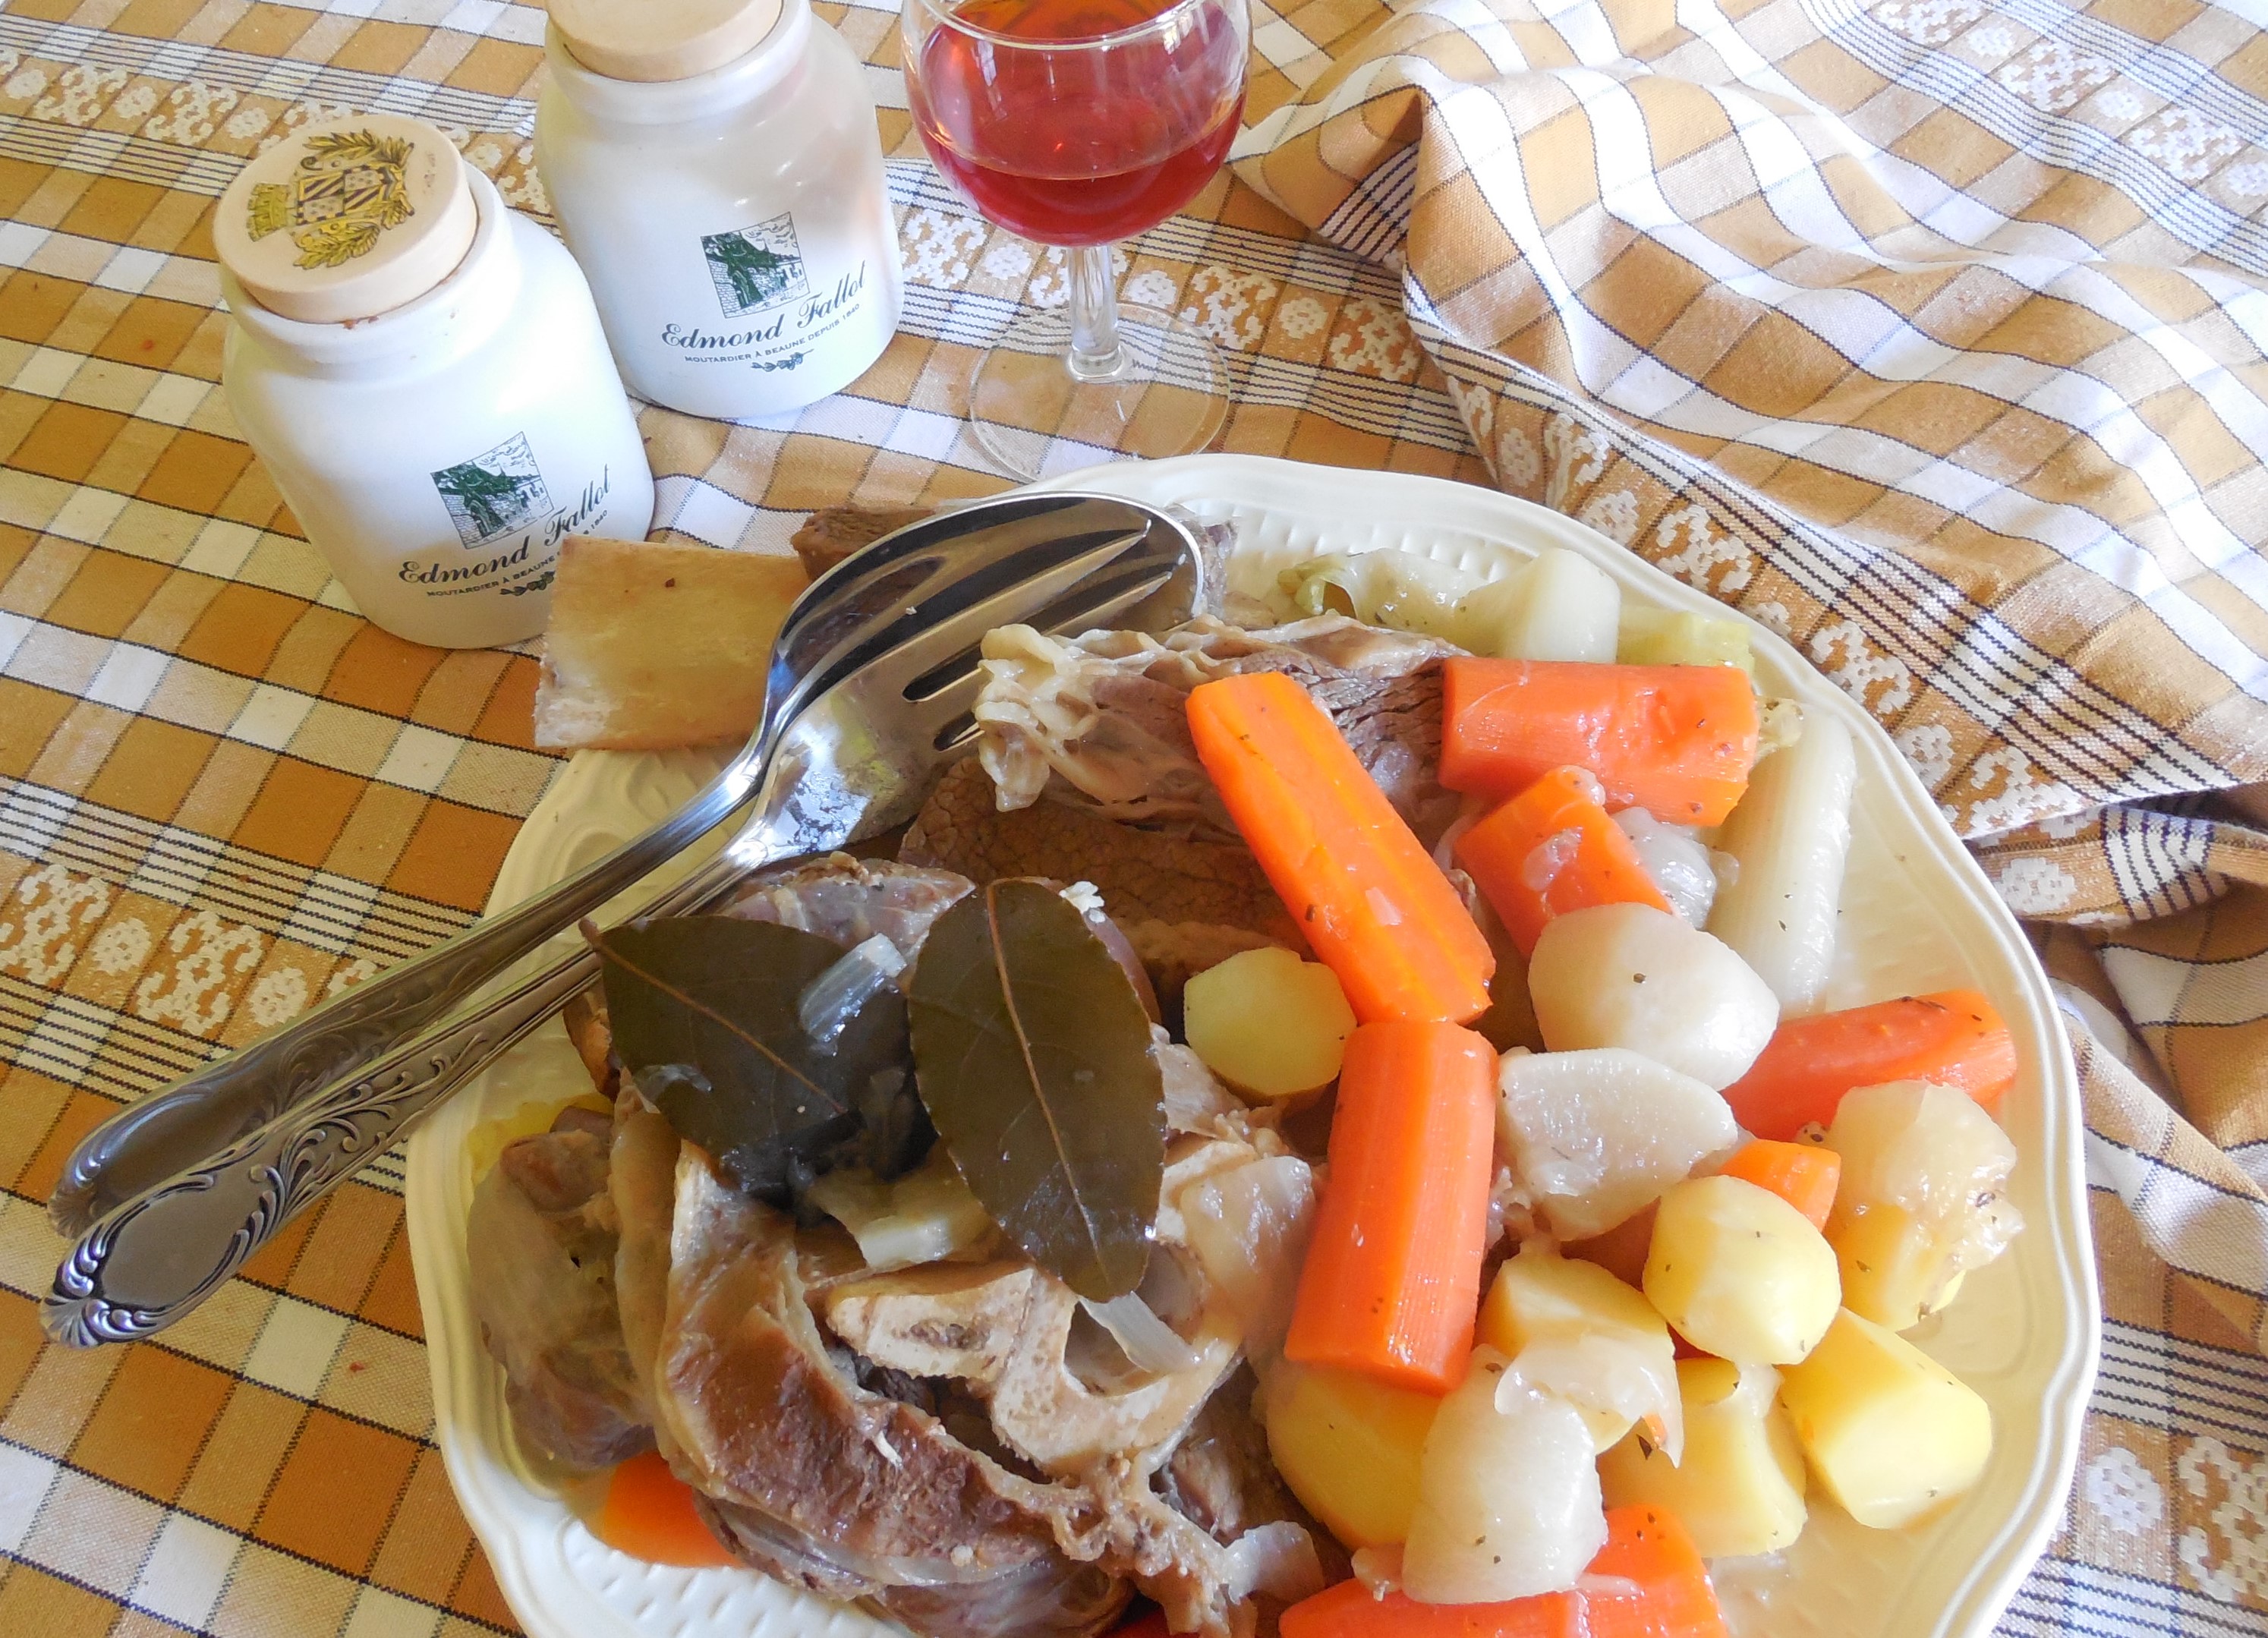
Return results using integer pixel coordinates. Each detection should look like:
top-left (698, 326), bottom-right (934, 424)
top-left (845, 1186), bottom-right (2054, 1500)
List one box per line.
top-left (1401, 1347), bottom-right (1607, 1604)
top-left (1080, 1290), bottom-right (1203, 1376)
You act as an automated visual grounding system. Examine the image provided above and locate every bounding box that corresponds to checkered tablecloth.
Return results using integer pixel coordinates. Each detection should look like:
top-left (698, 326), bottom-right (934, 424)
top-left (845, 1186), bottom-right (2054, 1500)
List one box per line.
top-left (5, 0), bottom-right (2268, 1632)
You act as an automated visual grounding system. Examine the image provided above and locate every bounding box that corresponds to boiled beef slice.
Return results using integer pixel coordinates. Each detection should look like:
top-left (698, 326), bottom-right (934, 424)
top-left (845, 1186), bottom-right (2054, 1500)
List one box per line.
top-left (721, 852), bottom-right (973, 959)
top-left (469, 1114), bottom-right (652, 1469)
top-left (655, 1152), bottom-right (1297, 1638)
top-left (902, 760), bottom-right (1300, 947)
top-left (653, 1153), bottom-right (1125, 1630)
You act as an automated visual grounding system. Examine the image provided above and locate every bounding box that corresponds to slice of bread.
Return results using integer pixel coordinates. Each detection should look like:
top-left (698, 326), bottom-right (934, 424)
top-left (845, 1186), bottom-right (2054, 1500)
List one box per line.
top-left (532, 535), bottom-right (806, 751)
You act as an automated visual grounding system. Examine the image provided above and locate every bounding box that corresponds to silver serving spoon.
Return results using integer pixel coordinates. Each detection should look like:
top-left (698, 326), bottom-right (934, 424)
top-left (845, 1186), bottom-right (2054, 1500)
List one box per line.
top-left (43, 494), bottom-right (1203, 1344)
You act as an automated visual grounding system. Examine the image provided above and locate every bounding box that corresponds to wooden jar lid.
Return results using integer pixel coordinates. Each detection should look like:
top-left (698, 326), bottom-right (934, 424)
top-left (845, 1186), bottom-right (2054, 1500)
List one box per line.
top-left (550, 0), bottom-right (786, 81)
top-left (215, 115), bottom-right (478, 325)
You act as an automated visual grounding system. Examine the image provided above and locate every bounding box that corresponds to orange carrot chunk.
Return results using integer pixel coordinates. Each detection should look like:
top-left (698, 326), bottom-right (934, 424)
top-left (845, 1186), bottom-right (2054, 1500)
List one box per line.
top-left (1440, 659), bottom-right (1760, 827)
top-left (1721, 988), bottom-right (2019, 1141)
top-left (1717, 1139), bottom-right (1841, 1230)
top-left (1456, 767), bottom-right (1673, 957)
top-left (1567, 1505), bottom-right (1729, 1638)
top-left (1279, 1505), bottom-right (1728, 1638)
top-left (592, 1451), bottom-right (739, 1567)
top-left (1284, 1021), bottom-right (1498, 1395)
top-left (1279, 1577), bottom-right (1565, 1638)
top-left (1188, 671), bottom-right (1493, 1025)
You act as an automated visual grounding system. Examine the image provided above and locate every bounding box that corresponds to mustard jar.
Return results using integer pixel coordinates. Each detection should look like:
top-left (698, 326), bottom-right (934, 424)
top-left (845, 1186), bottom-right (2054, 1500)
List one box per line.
top-left (216, 114), bottom-right (654, 649)
top-left (536, 0), bottom-right (904, 419)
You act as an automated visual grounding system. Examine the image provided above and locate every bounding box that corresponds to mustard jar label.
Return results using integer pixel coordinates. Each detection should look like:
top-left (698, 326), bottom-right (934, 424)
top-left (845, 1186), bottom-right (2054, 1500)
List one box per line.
top-left (398, 436), bottom-right (620, 604)
top-left (661, 209), bottom-right (874, 376)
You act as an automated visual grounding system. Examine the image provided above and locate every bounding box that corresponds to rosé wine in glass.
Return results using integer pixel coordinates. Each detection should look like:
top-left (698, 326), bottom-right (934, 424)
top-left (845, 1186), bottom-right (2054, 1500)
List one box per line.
top-left (902, 0), bottom-right (1250, 475)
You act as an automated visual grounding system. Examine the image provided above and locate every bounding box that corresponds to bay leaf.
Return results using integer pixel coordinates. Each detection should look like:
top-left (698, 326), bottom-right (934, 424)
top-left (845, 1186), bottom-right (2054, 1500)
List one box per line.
top-left (594, 917), bottom-right (928, 1204)
top-left (908, 880), bottom-right (1165, 1301)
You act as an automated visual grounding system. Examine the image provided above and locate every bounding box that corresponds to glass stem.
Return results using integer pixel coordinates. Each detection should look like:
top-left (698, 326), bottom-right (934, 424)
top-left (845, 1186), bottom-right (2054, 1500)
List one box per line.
top-left (1063, 243), bottom-right (1128, 383)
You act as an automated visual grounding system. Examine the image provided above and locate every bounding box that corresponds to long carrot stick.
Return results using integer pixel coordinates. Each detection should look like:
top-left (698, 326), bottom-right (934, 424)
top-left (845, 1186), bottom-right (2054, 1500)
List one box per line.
top-left (1440, 659), bottom-right (1759, 827)
top-left (1188, 672), bottom-right (1493, 1025)
top-left (1456, 767), bottom-right (1672, 956)
top-left (1284, 1022), bottom-right (1498, 1395)
top-left (1721, 989), bottom-right (2018, 1140)
top-left (1279, 1506), bottom-right (1727, 1638)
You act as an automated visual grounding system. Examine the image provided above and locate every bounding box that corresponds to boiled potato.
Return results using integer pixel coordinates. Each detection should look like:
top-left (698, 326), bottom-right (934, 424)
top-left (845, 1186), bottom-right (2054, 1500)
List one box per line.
top-left (1644, 1175), bottom-right (1841, 1364)
top-left (1402, 1347), bottom-right (1607, 1603)
top-left (1528, 904), bottom-right (1778, 1091)
top-left (1825, 1079), bottom-right (2021, 1329)
top-left (1599, 1359), bottom-right (1807, 1558)
top-left (1482, 1240), bottom-right (1667, 1353)
top-left (1182, 947), bottom-right (1356, 1100)
top-left (1829, 1202), bottom-right (1958, 1334)
top-left (1480, 1244), bottom-right (1680, 1457)
top-left (1778, 1308), bottom-right (1992, 1529)
top-left (1497, 1047), bottom-right (1737, 1240)
top-left (1263, 1362), bottom-right (1440, 1548)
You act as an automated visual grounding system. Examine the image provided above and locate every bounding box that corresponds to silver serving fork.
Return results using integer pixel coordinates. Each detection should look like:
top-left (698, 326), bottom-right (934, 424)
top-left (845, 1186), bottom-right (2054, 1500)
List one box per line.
top-left (43, 493), bottom-right (1202, 1345)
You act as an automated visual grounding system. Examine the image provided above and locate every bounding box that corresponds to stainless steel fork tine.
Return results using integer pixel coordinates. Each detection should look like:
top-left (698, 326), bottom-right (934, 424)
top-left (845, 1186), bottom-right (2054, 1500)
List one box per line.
top-left (778, 523), bottom-right (1161, 725)
top-left (846, 524), bottom-right (1185, 697)
top-left (760, 494), bottom-right (1162, 735)
top-left (892, 569), bottom-right (1189, 750)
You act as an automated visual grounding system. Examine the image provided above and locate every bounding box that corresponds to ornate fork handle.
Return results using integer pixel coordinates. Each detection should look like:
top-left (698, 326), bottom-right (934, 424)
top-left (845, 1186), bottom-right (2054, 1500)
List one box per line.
top-left (46, 753), bottom-right (761, 1237)
top-left (43, 849), bottom-right (748, 1347)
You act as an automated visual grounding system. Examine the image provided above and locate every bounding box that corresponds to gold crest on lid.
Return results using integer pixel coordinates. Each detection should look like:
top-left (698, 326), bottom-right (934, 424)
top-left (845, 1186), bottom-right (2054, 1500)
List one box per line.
top-left (549, 0), bottom-right (785, 82)
top-left (216, 115), bottom-right (478, 324)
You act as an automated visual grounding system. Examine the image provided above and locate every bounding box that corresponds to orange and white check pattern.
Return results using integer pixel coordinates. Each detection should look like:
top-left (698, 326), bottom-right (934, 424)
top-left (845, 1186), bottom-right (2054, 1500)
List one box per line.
top-left (3, 0), bottom-right (2268, 1632)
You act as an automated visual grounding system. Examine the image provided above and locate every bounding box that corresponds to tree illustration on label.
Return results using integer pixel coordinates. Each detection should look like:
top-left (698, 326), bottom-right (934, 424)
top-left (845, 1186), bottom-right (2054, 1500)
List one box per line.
top-left (702, 213), bottom-right (809, 318)
top-left (431, 433), bottom-right (554, 547)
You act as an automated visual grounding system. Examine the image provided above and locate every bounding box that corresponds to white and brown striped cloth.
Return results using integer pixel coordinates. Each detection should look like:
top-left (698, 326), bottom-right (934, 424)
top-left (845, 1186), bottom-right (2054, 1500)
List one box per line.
top-left (1230, 1), bottom-right (2268, 1625)
top-left (1234, 0), bottom-right (2268, 1348)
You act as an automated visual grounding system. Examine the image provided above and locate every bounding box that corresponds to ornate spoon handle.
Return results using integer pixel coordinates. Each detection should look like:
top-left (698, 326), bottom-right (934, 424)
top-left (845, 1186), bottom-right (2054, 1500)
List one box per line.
top-left (42, 849), bottom-right (746, 1347)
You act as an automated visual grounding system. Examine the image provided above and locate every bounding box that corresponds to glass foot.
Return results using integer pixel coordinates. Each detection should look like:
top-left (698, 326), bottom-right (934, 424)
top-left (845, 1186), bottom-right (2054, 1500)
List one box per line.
top-left (966, 302), bottom-right (1230, 481)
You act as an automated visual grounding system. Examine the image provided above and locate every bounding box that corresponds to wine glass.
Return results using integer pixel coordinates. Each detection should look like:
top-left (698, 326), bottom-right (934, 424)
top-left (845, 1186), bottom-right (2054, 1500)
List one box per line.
top-left (902, 0), bottom-right (1250, 479)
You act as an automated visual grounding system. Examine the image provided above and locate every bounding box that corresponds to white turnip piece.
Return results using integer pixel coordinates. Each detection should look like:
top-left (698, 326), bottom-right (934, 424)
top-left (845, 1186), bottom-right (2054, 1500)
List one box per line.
top-left (1706, 707), bottom-right (1856, 1009)
top-left (1823, 1079), bottom-right (2022, 1328)
top-left (1497, 1047), bottom-right (1739, 1240)
top-left (1456, 548), bottom-right (1620, 662)
top-left (1180, 1154), bottom-right (1316, 1366)
top-left (1528, 903), bottom-right (1779, 1090)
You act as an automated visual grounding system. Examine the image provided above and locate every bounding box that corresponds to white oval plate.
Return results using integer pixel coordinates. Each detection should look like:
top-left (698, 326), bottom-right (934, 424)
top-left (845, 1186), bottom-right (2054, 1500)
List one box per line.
top-left (408, 453), bottom-right (2098, 1638)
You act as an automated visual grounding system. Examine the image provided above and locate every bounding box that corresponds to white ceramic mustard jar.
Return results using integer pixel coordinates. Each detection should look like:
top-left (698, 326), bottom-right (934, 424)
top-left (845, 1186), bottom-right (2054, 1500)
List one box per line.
top-left (535, 0), bottom-right (904, 419)
top-left (217, 114), bottom-right (654, 650)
